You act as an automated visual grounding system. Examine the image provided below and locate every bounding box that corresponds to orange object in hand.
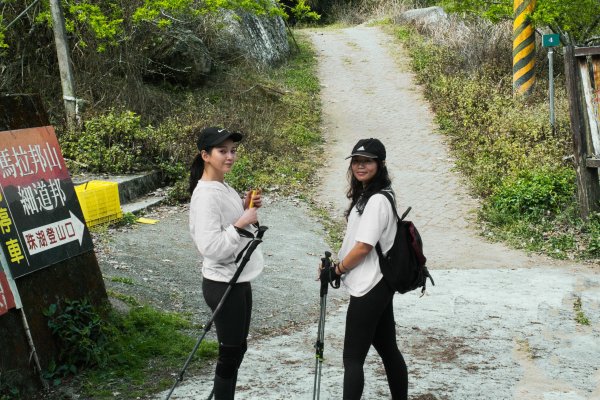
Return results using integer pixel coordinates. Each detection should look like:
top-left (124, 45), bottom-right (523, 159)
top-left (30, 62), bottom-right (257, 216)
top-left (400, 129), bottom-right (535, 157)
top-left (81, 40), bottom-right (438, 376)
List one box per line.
top-left (248, 190), bottom-right (257, 208)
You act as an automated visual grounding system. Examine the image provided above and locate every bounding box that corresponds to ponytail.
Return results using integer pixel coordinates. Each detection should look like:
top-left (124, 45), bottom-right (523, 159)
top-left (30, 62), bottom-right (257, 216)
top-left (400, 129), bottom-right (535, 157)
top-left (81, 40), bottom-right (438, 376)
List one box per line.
top-left (189, 153), bottom-right (204, 195)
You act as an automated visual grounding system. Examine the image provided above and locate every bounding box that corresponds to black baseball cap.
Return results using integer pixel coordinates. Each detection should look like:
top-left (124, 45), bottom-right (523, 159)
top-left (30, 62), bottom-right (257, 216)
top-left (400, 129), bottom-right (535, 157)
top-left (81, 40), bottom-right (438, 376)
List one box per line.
top-left (196, 127), bottom-right (243, 152)
top-left (346, 138), bottom-right (386, 160)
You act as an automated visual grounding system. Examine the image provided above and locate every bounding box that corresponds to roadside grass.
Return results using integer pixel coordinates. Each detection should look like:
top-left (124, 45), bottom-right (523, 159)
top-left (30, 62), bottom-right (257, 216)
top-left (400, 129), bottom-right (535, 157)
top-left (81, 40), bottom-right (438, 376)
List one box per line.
top-left (390, 20), bottom-right (600, 262)
top-left (76, 306), bottom-right (217, 398)
top-left (109, 276), bottom-right (134, 285)
top-left (42, 296), bottom-right (217, 398)
top-left (310, 204), bottom-right (346, 252)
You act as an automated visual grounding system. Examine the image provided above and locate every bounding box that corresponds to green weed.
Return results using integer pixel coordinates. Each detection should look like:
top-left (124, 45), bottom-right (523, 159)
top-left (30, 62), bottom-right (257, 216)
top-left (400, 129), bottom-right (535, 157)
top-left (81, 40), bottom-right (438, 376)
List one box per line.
top-left (573, 296), bottom-right (591, 325)
top-left (106, 289), bottom-right (139, 306)
top-left (116, 212), bottom-right (138, 227)
top-left (110, 276), bottom-right (134, 285)
top-left (43, 299), bottom-right (111, 385)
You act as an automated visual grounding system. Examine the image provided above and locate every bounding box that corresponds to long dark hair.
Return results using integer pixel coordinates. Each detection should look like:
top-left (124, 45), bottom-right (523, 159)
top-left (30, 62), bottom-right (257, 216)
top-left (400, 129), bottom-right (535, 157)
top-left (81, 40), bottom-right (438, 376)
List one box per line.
top-left (344, 159), bottom-right (393, 219)
top-left (188, 146), bottom-right (214, 195)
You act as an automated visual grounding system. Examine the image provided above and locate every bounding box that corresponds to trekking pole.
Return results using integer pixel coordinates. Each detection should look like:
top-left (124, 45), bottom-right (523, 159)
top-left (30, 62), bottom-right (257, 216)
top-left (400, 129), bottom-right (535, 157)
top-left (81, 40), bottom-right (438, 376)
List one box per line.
top-left (313, 251), bottom-right (332, 400)
top-left (165, 225), bottom-right (268, 400)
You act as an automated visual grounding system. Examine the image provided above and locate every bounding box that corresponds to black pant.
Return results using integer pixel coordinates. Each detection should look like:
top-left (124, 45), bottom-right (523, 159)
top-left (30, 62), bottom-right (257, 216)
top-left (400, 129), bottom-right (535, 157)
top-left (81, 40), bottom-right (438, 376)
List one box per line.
top-left (202, 278), bottom-right (252, 397)
top-left (343, 278), bottom-right (408, 400)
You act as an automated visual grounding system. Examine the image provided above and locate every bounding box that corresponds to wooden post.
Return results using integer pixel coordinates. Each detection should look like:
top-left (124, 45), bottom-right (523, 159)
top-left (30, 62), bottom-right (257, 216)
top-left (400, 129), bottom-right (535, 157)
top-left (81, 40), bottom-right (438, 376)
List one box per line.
top-left (49, 0), bottom-right (77, 127)
top-left (564, 45), bottom-right (600, 219)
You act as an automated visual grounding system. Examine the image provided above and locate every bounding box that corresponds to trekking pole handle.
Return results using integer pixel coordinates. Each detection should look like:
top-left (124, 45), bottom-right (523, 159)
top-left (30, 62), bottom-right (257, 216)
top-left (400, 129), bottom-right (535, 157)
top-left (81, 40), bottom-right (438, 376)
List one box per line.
top-left (320, 251), bottom-right (332, 297)
top-left (322, 251), bottom-right (332, 268)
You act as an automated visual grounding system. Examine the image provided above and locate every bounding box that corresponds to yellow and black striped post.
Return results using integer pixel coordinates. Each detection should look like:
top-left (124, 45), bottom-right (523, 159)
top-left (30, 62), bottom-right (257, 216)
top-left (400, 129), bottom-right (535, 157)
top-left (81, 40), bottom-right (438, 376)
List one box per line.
top-left (513, 0), bottom-right (536, 96)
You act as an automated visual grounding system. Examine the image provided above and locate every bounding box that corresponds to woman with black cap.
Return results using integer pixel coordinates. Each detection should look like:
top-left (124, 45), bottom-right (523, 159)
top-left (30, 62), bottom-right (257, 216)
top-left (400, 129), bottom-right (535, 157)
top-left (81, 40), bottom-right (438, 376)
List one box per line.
top-left (189, 126), bottom-right (263, 399)
top-left (320, 138), bottom-right (408, 399)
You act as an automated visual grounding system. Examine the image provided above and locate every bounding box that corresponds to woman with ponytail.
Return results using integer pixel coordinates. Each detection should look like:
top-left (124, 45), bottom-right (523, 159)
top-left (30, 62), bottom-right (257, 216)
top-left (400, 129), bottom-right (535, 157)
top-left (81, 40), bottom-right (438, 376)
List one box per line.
top-left (319, 138), bottom-right (408, 399)
top-left (188, 126), bottom-right (264, 399)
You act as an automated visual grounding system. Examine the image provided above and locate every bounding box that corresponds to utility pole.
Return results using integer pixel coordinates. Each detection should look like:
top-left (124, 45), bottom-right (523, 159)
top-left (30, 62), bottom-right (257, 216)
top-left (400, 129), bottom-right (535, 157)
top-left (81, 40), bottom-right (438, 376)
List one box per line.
top-left (49, 0), bottom-right (77, 127)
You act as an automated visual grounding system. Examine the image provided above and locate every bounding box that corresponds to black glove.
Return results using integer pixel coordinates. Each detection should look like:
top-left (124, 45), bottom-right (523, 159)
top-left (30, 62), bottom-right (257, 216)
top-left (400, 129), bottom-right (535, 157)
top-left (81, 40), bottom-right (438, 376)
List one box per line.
top-left (319, 265), bottom-right (341, 288)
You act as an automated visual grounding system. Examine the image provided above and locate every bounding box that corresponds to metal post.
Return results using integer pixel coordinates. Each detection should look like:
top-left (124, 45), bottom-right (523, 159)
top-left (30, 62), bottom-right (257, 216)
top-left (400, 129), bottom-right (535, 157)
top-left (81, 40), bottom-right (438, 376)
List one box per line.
top-left (548, 47), bottom-right (555, 133)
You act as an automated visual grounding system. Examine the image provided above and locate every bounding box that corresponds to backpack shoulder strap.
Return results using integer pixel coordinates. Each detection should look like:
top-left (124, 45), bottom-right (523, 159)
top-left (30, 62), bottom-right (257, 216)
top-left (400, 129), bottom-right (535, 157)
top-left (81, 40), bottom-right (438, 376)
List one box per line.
top-left (378, 190), bottom-right (411, 221)
top-left (375, 190), bottom-right (398, 259)
top-left (378, 189), bottom-right (398, 218)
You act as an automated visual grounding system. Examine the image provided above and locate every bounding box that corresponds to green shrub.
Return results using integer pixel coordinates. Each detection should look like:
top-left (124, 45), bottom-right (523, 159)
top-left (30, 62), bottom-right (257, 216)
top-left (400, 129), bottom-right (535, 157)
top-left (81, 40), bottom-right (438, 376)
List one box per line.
top-left (166, 177), bottom-right (192, 204)
top-left (485, 167), bottom-right (575, 223)
top-left (61, 110), bottom-right (153, 173)
top-left (43, 299), bottom-right (110, 384)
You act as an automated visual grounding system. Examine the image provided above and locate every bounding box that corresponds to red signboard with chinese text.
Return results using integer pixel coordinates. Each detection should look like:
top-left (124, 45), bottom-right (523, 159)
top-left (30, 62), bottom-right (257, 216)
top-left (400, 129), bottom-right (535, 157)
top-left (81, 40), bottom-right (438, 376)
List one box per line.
top-left (0, 270), bottom-right (16, 315)
top-left (0, 126), bottom-right (93, 278)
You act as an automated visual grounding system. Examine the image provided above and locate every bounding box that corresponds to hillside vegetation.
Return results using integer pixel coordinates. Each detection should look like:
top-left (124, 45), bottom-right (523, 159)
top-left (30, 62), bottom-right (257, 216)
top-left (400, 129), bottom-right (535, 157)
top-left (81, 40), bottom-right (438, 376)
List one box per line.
top-left (1, 0), bottom-right (323, 196)
top-left (391, 10), bottom-right (600, 261)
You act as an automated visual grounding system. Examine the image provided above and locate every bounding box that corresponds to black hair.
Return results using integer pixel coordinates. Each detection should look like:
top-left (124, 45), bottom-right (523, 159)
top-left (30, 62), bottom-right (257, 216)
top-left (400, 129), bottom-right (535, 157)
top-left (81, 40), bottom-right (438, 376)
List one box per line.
top-left (344, 158), bottom-right (393, 219)
top-left (188, 146), bottom-right (215, 195)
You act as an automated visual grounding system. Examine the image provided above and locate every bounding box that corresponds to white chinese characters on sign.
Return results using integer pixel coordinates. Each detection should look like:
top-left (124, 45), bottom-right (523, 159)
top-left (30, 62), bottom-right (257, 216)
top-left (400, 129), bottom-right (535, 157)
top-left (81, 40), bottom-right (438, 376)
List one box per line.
top-left (0, 143), bottom-right (62, 179)
top-left (17, 178), bottom-right (66, 216)
top-left (21, 211), bottom-right (85, 256)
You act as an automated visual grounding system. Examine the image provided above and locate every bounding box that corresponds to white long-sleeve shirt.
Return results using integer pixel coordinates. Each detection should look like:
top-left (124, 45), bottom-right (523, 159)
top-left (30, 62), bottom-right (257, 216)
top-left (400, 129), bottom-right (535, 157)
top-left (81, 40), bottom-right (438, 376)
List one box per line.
top-left (189, 180), bottom-right (264, 283)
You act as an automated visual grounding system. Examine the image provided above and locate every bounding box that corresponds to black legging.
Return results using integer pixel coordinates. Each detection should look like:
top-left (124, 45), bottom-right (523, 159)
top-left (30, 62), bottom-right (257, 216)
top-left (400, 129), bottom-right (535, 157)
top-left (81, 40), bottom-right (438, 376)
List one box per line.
top-left (343, 278), bottom-right (408, 400)
top-left (202, 279), bottom-right (252, 379)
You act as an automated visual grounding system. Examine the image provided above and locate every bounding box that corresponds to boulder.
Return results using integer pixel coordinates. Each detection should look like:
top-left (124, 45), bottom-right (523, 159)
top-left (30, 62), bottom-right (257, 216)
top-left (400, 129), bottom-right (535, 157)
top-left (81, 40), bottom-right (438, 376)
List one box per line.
top-left (143, 26), bottom-right (212, 86)
top-left (395, 6), bottom-right (449, 27)
top-left (220, 9), bottom-right (290, 67)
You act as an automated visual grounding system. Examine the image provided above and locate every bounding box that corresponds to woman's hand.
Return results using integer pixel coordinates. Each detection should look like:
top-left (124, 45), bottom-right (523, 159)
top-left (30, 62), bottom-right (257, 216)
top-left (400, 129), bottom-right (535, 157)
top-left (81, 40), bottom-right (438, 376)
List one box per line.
top-left (244, 189), bottom-right (262, 209)
top-left (235, 207), bottom-right (258, 228)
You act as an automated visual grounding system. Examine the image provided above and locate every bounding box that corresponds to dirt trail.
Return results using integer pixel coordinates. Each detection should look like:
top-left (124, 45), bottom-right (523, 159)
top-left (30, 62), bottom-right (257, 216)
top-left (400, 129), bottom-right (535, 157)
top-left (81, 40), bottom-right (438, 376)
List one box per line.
top-left (312, 25), bottom-right (570, 271)
top-left (157, 26), bottom-right (600, 400)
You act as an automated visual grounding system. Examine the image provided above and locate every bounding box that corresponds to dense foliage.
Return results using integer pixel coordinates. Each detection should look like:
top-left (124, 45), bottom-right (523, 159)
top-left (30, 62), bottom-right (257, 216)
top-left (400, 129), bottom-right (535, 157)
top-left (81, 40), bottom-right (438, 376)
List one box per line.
top-left (440, 0), bottom-right (600, 45)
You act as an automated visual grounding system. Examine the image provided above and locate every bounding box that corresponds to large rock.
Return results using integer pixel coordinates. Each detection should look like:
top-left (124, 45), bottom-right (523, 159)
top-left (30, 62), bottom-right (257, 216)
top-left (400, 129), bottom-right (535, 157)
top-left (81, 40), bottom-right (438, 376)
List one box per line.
top-left (395, 6), bottom-right (449, 27)
top-left (143, 26), bottom-right (212, 86)
top-left (220, 9), bottom-right (290, 67)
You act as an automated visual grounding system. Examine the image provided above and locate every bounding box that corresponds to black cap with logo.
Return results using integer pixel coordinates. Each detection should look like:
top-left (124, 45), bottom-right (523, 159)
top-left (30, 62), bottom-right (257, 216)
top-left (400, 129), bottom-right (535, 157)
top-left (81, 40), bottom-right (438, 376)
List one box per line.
top-left (196, 127), bottom-right (243, 152)
top-left (346, 138), bottom-right (386, 161)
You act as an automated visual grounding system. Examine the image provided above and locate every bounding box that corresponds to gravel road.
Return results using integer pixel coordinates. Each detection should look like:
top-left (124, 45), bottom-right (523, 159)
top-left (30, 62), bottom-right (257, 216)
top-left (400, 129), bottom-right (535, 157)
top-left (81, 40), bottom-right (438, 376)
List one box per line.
top-left (97, 25), bottom-right (600, 400)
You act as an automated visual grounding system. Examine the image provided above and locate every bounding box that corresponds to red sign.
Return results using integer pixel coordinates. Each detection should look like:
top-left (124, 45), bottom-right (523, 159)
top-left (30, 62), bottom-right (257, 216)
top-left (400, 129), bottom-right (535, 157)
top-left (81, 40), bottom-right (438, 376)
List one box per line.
top-left (0, 270), bottom-right (16, 315)
top-left (0, 126), bottom-right (93, 278)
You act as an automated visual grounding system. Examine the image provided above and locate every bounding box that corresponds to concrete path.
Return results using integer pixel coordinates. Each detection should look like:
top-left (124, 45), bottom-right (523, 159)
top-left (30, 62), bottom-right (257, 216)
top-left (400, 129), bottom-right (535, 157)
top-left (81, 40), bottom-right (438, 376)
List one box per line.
top-left (157, 26), bottom-right (600, 400)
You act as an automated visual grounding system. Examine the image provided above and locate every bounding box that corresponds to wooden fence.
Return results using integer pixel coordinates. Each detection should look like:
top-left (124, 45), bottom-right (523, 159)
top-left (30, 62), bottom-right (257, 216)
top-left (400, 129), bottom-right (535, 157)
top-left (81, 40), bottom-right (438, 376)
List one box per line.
top-left (564, 45), bottom-right (600, 219)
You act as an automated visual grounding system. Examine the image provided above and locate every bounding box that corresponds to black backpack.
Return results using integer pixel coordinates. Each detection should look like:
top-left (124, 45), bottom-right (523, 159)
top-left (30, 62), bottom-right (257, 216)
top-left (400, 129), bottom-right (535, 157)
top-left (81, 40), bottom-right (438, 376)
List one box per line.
top-left (375, 190), bottom-right (434, 295)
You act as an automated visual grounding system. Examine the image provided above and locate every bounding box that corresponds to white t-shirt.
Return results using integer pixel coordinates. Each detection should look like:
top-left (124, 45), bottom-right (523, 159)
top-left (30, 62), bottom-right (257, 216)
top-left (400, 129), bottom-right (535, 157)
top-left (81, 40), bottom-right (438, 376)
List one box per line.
top-left (189, 180), bottom-right (264, 283)
top-left (338, 193), bottom-right (397, 297)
